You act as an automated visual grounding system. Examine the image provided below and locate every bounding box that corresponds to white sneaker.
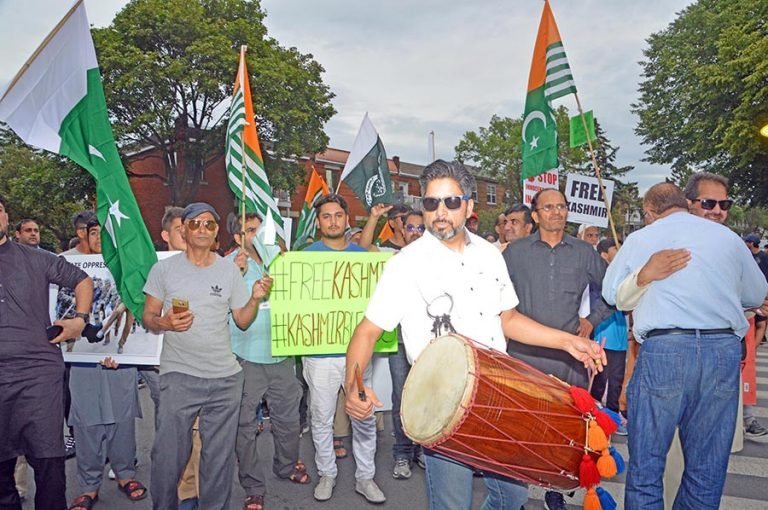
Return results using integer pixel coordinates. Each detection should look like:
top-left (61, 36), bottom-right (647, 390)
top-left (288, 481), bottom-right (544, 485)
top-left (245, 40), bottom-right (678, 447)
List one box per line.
top-left (313, 475), bottom-right (336, 501)
top-left (355, 479), bottom-right (386, 504)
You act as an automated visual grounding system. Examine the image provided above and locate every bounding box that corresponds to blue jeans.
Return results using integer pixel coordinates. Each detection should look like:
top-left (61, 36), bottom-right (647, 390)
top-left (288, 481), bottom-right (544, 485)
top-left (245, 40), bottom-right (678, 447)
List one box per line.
top-left (625, 333), bottom-right (740, 510)
top-left (389, 339), bottom-right (420, 461)
top-left (425, 451), bottom-right (527, 510)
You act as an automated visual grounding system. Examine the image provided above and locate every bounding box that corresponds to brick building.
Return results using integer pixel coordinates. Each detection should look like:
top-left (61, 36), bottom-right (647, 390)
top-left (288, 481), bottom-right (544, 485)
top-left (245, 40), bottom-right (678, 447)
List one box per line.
top-left (126, 146), bottom-right (507, 249)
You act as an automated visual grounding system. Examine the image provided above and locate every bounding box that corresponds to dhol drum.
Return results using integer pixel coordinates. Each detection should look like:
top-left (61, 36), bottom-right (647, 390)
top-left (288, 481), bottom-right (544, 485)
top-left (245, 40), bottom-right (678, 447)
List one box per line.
top-left (400, 333), bottom-right (593, 490)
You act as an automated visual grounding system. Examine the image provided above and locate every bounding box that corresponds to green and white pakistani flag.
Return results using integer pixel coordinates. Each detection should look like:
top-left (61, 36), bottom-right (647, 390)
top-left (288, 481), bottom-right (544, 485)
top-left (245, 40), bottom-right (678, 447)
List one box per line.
top-left (339, 113), bottom-right (393, 210)
top-left (521, 0), bottom-right (578, 179)
top-left (0, 0), bottom-right (157, 318)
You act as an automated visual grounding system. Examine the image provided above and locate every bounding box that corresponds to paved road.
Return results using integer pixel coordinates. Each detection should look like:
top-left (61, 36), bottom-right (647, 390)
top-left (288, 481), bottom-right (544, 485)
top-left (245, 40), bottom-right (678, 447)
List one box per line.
top-left (20, 344), bottom-right (768, 509)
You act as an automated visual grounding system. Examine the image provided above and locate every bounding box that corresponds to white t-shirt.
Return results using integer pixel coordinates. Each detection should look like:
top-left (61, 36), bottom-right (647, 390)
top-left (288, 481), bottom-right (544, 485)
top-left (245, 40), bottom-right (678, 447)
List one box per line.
top-left (365, 230), bottom-right (519, 363)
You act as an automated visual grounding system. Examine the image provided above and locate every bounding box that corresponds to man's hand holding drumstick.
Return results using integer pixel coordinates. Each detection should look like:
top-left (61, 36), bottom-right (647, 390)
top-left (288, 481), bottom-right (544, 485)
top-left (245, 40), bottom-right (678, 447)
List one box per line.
top-left (345, 323), bottom-right (384, 421)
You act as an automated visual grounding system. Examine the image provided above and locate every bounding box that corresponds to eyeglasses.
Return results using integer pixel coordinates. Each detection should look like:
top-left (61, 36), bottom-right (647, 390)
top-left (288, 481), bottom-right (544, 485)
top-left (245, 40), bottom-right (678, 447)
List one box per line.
top-left (536, 203), bottom-right (568, 213)
top-left (422, 195), bottom-right (470, 212)
top-left (187, 219), bottom-right (218, 231)
top-left (405, 224), bottom-right (426, 234)
top-left (692, 198), bottom-right (733, 211)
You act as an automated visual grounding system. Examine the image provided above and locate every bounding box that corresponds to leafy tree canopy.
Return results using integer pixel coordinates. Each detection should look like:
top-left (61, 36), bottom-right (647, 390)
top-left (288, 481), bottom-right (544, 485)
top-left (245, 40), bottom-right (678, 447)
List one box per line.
top-left (0, 130), bottom-right (95, 250)
top-left (633, 0), bottom-right (768, 205)
top-left (93, 0), bottom-right (336, 204)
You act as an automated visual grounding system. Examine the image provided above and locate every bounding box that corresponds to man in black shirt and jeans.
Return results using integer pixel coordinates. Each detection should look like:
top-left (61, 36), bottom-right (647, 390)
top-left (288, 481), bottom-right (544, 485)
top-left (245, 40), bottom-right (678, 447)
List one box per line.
top-left (0, 195), bottom-right (93, 510)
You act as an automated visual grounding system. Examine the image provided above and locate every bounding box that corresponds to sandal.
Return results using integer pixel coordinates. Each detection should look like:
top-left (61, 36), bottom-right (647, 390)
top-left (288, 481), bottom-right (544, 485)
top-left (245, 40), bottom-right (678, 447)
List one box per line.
top-left (244, 494), bottom-right (264, 510)
top-left (285, 461), bottom-right (311, 484)
top-left (333, 439), bottom-right (348, 459)
top-left (69, 494), bottom-right (98, 510)
top-left (117, 480), bottom-right (148, 501)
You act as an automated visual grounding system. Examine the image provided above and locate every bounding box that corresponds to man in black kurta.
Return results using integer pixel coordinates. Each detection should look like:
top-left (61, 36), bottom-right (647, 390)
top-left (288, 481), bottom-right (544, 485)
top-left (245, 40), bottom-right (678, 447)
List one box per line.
top-left (0, 195), bottom-right (93, 510)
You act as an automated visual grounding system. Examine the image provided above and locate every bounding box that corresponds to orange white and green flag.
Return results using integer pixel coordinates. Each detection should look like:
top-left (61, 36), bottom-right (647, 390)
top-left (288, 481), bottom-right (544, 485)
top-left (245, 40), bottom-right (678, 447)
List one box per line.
top-left (225, 46), bottom-right (285, 240)
top-left (521, 0), bottom-right (577, 179)
top-left (293, 164), bottom-right (329, 249)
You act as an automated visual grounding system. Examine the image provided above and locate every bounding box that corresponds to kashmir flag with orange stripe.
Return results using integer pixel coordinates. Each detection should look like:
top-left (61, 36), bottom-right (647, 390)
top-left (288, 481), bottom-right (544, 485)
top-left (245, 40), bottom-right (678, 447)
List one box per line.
top-left (521, 0), bottom-right (577, 179)
top-left (293, 165), bottom-right (329, 249)
top-left (377, 221), bottom-right (394, 243)
top-left (226, 46), bottom-right (285, 239)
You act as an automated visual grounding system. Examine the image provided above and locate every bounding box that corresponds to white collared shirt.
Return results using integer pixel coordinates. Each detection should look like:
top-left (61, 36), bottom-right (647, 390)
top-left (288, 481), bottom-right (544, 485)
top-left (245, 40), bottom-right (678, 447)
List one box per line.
top-left (365, 229), bottom-right (519, 363)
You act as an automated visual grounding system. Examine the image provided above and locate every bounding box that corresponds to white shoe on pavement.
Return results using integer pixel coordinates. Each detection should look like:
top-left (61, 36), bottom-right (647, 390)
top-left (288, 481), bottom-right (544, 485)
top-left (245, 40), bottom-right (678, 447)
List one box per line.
top-left (355, 479), bottom-right (386, 504)
top-left (313, 475), bottom-right (336, 501)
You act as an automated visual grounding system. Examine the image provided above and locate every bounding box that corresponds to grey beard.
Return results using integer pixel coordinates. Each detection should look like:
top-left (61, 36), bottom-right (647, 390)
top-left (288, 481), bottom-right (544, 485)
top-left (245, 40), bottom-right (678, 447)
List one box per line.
top-left (427, 226), bottom-right (457, 241)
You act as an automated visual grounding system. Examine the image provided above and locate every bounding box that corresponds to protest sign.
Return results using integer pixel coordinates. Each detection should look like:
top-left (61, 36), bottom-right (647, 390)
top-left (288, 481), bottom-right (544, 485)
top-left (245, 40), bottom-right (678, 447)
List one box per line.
top-left (564, 173), bottom-right (614, 228)
top-left (523, 168), bottom-right (559, 207)
top-left (269, 251), bottom-right (396, 356)
top-left (50, 252), bottom-right (174, 365)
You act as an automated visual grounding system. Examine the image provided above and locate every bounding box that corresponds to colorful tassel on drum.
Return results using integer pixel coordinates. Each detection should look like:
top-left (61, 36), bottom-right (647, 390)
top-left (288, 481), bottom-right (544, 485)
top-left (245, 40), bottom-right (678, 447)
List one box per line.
top-left (569, 385), bottom-right (596, 414)
top-left (599, 407), bottom-right (623, 428)
top-left (583, 487), bottom-right (602, 510)
top-left (609, 446), bottom-right (625, 475)
top-left (597, 448), bottom-right (617, 478)
top-left (596, 487), bottom-right (617, 510)
top-left (595, 409), bottom-right (618, 436)
top-left (588, 420), bottom-right (609, 452)
top-left (579, 454), bottom-right (601, 488)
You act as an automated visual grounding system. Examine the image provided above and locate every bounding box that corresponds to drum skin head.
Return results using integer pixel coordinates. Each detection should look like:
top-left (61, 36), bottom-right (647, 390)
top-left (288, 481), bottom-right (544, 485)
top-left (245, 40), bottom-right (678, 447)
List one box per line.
top-left (401, 334), bottom-right (475, 446)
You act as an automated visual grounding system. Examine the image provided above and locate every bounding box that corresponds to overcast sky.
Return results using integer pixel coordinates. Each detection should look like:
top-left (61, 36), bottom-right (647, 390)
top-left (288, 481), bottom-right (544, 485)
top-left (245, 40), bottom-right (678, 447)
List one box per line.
top-left (0, 0), bottom-right (694, 192)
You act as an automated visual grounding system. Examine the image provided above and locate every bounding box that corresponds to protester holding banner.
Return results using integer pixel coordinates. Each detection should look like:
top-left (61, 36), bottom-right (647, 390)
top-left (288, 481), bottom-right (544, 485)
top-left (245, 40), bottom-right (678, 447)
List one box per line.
top-left (65, 224), bottom-right (148, 510)
top-left (301, 194), bottom-right (384, 504)
top-left (0, 194), bottom-right (94, 510)
top-left (343, 160), bottom-right (605, 510)
top-left (227, 212), bottom-right (309, 510)
top-left (142, 202), bottom-right (271, 510)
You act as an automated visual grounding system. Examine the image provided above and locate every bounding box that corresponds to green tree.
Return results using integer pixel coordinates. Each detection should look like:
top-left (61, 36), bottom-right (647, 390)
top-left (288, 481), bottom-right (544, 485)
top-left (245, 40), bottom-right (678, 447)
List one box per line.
top-left (0, 136), bottom-right (95, 250)
top-left (93, 0), bottom-right (336, 205)
top-left (633, 0), bottom-right (768, 205)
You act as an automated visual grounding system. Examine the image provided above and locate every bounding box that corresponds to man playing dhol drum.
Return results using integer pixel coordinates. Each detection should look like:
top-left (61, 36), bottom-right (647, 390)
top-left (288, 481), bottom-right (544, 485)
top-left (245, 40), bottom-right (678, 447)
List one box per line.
top-left (344, 159), bottom-right (606, 510)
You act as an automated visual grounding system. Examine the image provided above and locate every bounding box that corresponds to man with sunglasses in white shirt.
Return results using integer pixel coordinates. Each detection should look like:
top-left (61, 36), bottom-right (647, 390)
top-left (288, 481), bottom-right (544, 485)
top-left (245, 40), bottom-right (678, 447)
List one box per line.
top-left (142, 202), bottom-right (272, 510)
top-left (344, 160), bottom-right (605, 510)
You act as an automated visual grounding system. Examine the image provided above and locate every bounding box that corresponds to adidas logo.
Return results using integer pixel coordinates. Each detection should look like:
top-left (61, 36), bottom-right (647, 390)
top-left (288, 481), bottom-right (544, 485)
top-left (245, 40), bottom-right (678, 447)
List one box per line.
top-left (210, 285), bottom-right (222, 297)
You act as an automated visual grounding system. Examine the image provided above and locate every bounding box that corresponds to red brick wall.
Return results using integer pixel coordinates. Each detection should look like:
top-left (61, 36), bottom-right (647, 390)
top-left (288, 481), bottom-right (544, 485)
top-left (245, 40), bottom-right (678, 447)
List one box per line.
top-left (127, 151), bottom-right (235, 250)
top-left (127, 148), bottom-right (506, 248)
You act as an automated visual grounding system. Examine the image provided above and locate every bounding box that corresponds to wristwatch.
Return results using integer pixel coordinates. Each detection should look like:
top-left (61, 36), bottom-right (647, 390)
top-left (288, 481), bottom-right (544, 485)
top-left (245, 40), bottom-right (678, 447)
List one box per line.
top-left (73, 312), bottom-right (90, 322)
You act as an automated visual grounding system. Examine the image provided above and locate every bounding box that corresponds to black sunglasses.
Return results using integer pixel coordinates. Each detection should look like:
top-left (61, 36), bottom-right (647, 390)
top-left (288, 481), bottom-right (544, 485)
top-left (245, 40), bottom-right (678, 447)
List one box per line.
top-left (422, 195), bottom-right (470, 212)
top-left (405, 224), bottom-right (426, 233)
top-left (692, 198), bottom-right (733, 211)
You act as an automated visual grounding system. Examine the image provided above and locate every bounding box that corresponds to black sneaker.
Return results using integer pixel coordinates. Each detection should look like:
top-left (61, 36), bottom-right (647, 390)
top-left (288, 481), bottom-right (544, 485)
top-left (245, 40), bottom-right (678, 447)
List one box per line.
top-left (745, 419), bottom-right (768, 443)
top-left (64, 435), bottom-right (76, 459)
top-left (544, 491), bottom-right (567, 510)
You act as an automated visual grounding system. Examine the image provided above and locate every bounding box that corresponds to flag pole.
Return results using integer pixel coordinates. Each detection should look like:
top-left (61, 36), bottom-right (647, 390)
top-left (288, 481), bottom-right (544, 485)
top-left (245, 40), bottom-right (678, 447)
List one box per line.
top-left (334, 172), bottom-right (342, 194)
top-left (573, 92), bottom-right (621, 246)
top-left (1, 0), bottom-right (84, 103)
top-left (239, 46), bottom-right (248, 249)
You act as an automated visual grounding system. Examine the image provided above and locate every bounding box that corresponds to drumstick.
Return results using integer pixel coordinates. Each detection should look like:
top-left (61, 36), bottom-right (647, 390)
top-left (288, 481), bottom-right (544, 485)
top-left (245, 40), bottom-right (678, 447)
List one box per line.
top-left (587, 337), bottom-right (607, 394)
top-left (354, 362), bottom-right (367, 402)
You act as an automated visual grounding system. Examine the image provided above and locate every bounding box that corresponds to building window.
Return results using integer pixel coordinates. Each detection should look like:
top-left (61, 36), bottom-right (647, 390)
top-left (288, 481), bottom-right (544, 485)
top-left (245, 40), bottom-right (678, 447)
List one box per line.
top-left (325, 169), bottom-right (335, 191)
top-left (471, 185), bottom-right (478, 201)
top-left (486, 184), bottom-right (497, 205)
top-left (398, 182), bottom-right (409, 196)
